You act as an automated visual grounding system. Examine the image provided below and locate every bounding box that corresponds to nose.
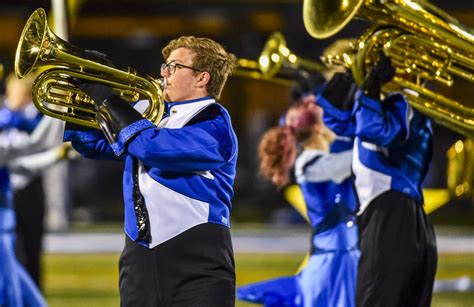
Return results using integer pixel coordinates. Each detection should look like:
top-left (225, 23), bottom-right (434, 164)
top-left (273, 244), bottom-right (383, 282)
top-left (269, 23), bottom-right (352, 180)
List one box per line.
top-left (161, 69), bottom-right (169, 78)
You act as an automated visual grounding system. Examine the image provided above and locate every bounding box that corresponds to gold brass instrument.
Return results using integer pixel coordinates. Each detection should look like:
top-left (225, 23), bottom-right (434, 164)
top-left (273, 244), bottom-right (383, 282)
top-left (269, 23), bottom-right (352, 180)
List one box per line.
top-left (303, 0), bottom-right (474, 136)
top-left (233, 58), bottom-right (293, 85)
top-left (234, 32), bottom-right (325, 84)
top-left (15, 8), bottom-right (165, 129)
top-left (0, 64), bottom-right (3, 80)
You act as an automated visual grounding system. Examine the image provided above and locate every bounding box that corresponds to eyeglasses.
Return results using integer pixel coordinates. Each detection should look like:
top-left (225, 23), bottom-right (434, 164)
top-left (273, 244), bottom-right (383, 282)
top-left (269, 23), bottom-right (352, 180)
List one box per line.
top-left (160, 62), bottom-right (202, 75)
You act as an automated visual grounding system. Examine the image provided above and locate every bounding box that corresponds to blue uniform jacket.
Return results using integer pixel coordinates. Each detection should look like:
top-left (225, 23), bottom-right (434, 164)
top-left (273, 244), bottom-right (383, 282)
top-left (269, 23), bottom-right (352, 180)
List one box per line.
top-left (64, 97), bottom-right (238, 248)
top-left (317, 90), bottom-right (432, 214)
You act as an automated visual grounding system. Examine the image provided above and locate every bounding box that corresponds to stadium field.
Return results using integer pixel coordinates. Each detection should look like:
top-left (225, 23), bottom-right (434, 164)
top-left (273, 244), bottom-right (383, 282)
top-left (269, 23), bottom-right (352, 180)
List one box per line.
top-left (43, 252), bottom-right (474, 307)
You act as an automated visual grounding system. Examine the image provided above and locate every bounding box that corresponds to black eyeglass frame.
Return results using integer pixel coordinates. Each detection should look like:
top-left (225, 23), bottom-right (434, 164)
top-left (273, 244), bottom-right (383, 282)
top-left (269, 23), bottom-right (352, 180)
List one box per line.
top-left (160, 62), bottom-right (202, 74)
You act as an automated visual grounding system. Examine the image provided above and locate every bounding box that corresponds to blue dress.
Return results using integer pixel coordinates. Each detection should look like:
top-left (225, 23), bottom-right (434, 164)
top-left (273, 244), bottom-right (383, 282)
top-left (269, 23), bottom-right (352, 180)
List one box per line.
top-left (238, 140), bottom-right (360, 307)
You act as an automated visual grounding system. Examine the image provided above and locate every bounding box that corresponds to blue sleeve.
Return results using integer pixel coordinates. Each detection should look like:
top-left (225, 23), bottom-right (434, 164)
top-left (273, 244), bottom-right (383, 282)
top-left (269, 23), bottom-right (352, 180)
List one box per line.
top-left (0, 108), bottom-right (14, 130)
top-left (127, 109), bottom-right (237, 172)
top-left (354, 91), bottom-right (410, 147)
top-left (316, 94), bottom-right (356, 138)
top-left (63, 128), bottom-right (121, 160)
top-left (329, 136), bottom-right (353, 153)
top-left (12, 113), bottom-right (43, 133)
top-left (0, 109), bottom-right (42, 133)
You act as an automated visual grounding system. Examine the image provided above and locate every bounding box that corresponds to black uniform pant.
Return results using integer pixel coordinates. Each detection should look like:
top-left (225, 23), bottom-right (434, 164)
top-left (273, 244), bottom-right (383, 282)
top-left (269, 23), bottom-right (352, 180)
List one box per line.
top-left (119, 223), bottom-right (235, 307)
top-left (356, 190), bottom-right (437, 307)
top-left (14, 177), bottom-right (45, 289)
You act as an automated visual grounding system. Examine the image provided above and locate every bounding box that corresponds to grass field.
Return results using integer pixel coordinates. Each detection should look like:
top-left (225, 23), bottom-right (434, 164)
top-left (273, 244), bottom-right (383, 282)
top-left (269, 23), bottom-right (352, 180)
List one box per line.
top-left (43, 252), bottom-right (474, 307)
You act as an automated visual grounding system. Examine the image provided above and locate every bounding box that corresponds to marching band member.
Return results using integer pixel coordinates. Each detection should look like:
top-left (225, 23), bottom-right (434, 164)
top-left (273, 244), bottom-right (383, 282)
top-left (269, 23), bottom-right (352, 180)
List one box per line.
top-left (2, 72), bottom-right (45, 289)
top-left (0, 113), bottom-right (68, 307)
top-left (64, 36), bottom-right (238, 306)
top-left (317, 53), bottom-right (437, 307)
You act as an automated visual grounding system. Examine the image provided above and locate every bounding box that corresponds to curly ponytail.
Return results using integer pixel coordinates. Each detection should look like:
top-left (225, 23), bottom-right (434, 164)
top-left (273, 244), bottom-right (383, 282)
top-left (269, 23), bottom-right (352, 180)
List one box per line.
top-left (258, 126), bottom-right (297, 187)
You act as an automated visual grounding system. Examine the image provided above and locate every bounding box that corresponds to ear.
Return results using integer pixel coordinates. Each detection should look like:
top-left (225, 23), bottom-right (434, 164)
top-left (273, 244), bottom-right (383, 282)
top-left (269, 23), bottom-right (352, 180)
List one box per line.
top-left (195, 71), bottom-right (211, 88)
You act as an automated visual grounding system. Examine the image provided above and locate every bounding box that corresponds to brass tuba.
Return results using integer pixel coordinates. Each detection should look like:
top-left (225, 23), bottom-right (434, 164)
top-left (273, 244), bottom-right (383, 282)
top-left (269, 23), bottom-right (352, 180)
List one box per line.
top-left (234, 32), bottom-right (326, 84)
top-left (303, 0), bottom-right (474, 136)
top-left (15, 8), bottom-right (165, 129)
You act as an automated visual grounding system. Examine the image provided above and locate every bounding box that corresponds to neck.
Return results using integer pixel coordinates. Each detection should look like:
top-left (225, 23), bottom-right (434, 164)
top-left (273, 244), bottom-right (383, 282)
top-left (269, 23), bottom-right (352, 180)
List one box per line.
top-left (321, 125), bottom-right (336, 144)
top-left (302, 125), bottom-right (336, 152)
top-left (303, 133), bottom-right (328, 152)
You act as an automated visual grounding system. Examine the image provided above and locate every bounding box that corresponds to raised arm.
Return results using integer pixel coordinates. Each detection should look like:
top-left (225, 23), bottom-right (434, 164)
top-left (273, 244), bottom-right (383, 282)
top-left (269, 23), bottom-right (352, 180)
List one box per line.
top-left (74, 82), bottom-right (236, 171)
top-left (316, 72), bottom-right (358, 138)
top-left (352, 51), bottom-right (411, 147)
top-left (353, 92), bottom-right (412, 147)
top-left (127, 106), bottom-right (237, 172)
top-left (63, 124), bottom-right (120, 161)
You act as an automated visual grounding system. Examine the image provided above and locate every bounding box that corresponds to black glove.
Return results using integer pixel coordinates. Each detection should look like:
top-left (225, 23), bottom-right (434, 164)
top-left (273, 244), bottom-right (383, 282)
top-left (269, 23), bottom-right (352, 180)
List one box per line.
top-left (64, 120), bottom-right (95, 131)
top-left (321, 71), bottom-right (358, 111)
top-left (78, 82), bottom-right (143, 144)
top-left (361, 51), bottom-right (395, 100)
top-left (78, 82), bottom-right (115, 106)
top-left (64, 81), bottom-right (115, 131)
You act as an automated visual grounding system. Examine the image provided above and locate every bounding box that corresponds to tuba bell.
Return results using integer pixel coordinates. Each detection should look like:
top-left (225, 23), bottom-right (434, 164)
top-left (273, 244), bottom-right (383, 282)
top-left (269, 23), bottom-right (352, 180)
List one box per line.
top-left (303, 0), bottom-right (474, 136)
top-left (234, 32), bottom-right (326, 84)
top-left (15, 8), bottom-right (165, 129)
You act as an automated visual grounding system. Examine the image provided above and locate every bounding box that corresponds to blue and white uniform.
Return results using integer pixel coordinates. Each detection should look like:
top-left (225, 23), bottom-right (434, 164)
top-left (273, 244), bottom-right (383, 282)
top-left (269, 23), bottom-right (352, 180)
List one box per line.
top-left (238, 140), bottom-right (359, 307)
top-left (317, 89), bottom-right (437, 307)
top-left (317, 91), bottom-right (432, 214)
top-left (64, 96), bottom-right (238, 248)
top-left (0, 112), bottom-right (54, 307)
top-left (294, 148), bottom-right (359, 307)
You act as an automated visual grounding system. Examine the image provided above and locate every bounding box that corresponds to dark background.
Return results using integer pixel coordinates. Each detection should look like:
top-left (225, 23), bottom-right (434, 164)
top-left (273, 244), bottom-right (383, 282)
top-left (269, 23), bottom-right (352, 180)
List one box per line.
top-left (0, 0), bottom-right (472, 225)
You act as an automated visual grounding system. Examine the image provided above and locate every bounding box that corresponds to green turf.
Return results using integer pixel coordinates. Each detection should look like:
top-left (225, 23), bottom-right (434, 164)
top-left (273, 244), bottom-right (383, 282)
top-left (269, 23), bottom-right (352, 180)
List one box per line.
top-left (43, 252), bottom-right (474, 307)
top-left (44, 254), bottom-right (120, 307)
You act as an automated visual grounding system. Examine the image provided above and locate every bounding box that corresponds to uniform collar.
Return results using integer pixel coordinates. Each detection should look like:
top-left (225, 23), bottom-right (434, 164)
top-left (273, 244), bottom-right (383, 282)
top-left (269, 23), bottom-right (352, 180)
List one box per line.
top-left (166, 96), bottom-right (214, 108)
top-left (166, 96), bottom-right (215, 116)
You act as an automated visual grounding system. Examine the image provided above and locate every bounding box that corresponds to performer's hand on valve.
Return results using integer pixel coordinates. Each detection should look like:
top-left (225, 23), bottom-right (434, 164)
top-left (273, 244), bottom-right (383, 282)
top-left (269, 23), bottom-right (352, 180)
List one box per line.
top-left (361, 51), bottom-right (396, 100)
top-left (78, 82), bottom-right (143, 144)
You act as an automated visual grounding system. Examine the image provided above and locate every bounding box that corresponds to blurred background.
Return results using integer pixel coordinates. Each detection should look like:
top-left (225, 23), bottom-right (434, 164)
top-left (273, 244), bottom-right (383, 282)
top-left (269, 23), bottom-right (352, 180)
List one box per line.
top-left (0, 0), bottom-right (473, 306)
top-left (1, 0), bottom-right (472, 226)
